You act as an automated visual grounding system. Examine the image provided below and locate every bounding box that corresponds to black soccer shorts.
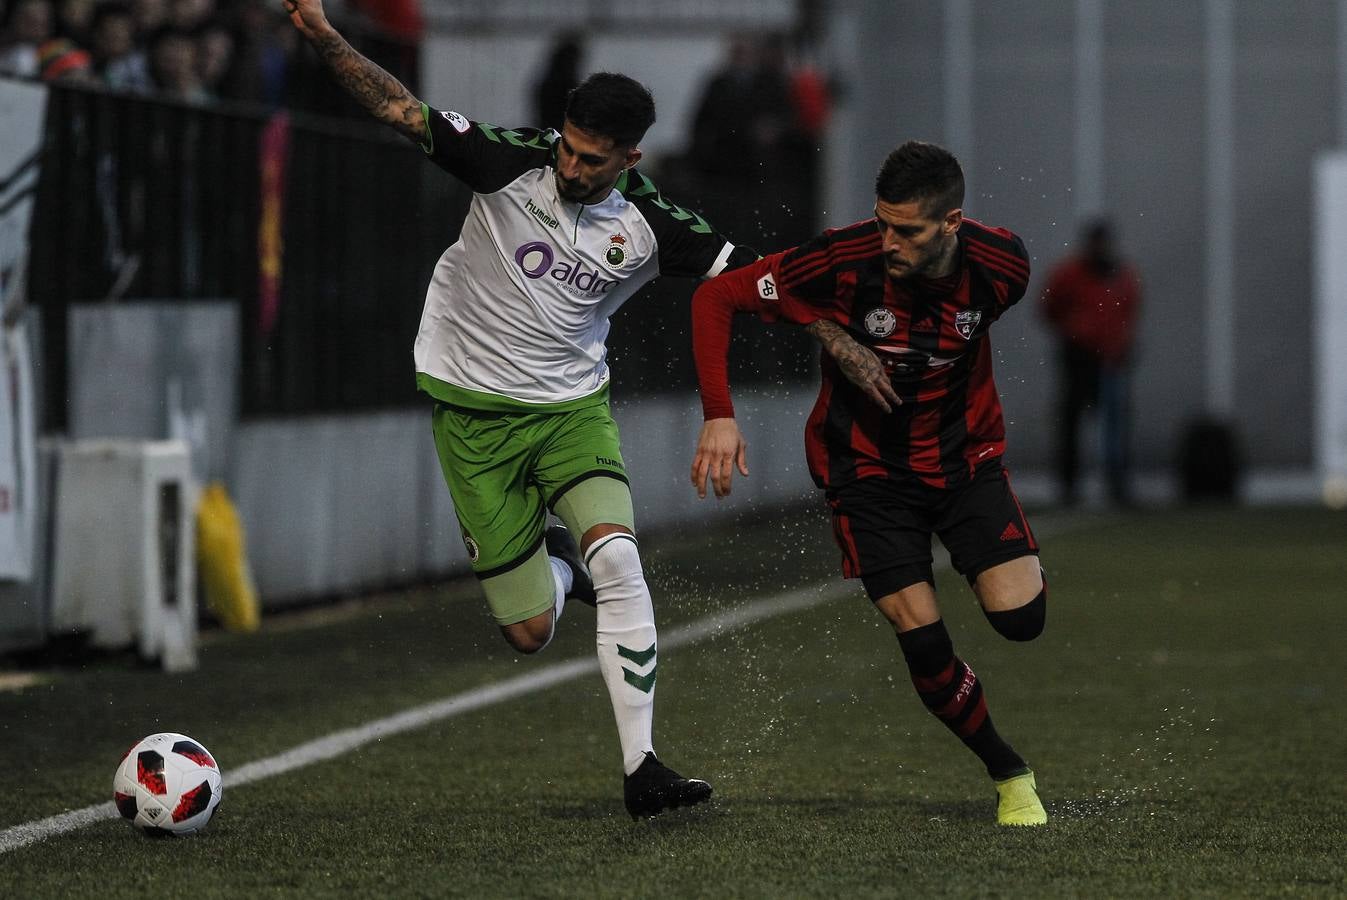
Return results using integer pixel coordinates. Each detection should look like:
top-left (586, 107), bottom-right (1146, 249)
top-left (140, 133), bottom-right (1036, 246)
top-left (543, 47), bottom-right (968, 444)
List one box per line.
top-left (825, 459), bottom-right (1039, 601)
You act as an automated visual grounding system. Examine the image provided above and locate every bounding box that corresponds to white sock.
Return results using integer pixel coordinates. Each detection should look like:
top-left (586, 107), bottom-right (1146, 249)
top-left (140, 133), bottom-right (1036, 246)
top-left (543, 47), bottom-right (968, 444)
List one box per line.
top-left (587, 533), bottom-right (656, 775)
top-left (537, 558), bottom-right (571, 652)
top-left (549, 557), bottom-right (572, 620)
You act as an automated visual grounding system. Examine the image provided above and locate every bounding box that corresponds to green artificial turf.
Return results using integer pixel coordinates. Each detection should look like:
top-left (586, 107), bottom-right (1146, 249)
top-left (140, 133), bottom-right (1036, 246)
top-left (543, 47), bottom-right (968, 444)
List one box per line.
top-left (1, 505), bottom-right (1344, 897)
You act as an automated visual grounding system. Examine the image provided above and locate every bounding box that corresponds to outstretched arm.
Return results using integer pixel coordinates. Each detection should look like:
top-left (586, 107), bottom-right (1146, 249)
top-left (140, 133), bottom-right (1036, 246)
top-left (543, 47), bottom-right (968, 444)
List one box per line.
top-left (804, 320), bottom-right (901, 413)
top-left (689, 269), bottom-right (763, 499)
top-left (285, 0), bottom-right (427, 144)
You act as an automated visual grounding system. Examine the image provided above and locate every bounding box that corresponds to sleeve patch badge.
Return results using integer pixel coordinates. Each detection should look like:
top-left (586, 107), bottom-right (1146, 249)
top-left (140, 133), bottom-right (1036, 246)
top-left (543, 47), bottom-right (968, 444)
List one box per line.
top-left (440, 110), bottom-right (471, 134)
top-left (954, 309), bottom-right (983, 339)
top-left (757, 273), bottom-right (778, 300)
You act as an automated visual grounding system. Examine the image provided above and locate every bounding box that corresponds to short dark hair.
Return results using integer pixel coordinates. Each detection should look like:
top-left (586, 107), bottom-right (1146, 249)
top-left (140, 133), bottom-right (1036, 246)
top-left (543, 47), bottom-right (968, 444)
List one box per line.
top-left (563, 72), bottom-right (656, 147)
top-left (874, 141), bottom-right (965, 217)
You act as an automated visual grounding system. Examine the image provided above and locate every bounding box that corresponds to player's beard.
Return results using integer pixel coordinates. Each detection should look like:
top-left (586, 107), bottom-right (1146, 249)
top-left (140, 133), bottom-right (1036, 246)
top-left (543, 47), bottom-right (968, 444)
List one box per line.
top-left (888, 238), bottom-right (957, 281)
top-left (556, 172), bottom-right (600, 204)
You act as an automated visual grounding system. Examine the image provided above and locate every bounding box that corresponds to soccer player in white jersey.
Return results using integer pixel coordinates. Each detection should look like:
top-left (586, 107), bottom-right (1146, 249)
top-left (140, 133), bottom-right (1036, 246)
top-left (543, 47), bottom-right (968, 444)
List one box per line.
top-left (285, 0), bottom-right (761, 817)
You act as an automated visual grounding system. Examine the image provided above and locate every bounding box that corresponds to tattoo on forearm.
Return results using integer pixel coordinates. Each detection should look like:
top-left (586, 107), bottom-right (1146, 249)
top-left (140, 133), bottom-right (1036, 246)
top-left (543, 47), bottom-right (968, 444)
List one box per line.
top-left (313, 31), bottom-right (423, 142)
top-left (806, 320), bottom-right (886, 389)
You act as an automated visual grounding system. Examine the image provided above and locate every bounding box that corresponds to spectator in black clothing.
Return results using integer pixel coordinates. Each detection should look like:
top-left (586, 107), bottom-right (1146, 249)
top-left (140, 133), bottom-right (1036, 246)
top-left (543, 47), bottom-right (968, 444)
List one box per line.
top-left (533, 32), bottom-right (584, 134)
top-left (53, 0), bottom-right (94, 45)
top-left (168, 0), bottom-right (214, 33)
top-left (148, 25), bottom-right (206, 103)
top-left (89, 2), bottom-right (152, 92)
top-left (196, 16), bottom-right (233, 99)
top-left (0, 0), bottom-right (53, 78)
top-left (132, 0), bottom-right (166, 35)
top-left (229, 0), bottom-right (295, 106)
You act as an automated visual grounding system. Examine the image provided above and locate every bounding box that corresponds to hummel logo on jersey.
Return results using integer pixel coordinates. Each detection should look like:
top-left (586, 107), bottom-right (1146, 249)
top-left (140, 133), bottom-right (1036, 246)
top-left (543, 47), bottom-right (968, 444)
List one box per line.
top-left (524, 197), bottom-right (559, 230)
top-left (757, 273), bottom-right (777, 299)
top-left (912, 316), bottom-right (938, 332)
top-left (1000, 522), bottom-right (1025, 542)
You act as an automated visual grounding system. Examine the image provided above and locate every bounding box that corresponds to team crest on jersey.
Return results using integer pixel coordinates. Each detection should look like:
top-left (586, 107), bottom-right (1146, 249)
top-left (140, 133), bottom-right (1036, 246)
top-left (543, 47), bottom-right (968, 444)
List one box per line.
top-left (462, 532), bottom-right (480, 564)
top-left (440, 110), bottom-right (471, 134)
top-left (954, 309), bottom-right (983, 339)
top-left (604, 234), bottom-right (628, 268)
top-left (864, 308), bottom-right (897, 338)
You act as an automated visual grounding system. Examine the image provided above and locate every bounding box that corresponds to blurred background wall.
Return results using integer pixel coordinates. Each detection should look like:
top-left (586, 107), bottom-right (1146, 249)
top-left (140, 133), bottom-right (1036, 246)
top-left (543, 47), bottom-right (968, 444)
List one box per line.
top-left (3, 0), bottom-right (1346, 642)
top-left (416, 0), bottom-right (1347, 497)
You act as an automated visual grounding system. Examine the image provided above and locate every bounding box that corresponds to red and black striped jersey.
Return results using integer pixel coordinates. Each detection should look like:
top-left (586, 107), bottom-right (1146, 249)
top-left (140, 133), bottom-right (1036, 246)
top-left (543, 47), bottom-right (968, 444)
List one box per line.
top-left (692, 216), bottom-right (1030, 489)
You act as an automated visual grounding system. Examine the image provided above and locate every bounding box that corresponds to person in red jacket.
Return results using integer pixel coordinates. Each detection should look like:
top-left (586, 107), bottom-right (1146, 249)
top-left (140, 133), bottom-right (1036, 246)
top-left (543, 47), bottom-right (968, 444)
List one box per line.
top-left (1039, 220), bottom-right (1142, 506)
top-left (688, 141), bottom-right (1048, 827)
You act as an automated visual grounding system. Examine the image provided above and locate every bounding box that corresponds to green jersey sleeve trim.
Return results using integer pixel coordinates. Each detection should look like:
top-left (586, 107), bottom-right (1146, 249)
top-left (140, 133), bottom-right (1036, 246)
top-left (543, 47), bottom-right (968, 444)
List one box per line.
top-left (418, 103), bottom-right (434, 154)
top-left (417, 372), bottom-right (610, 413)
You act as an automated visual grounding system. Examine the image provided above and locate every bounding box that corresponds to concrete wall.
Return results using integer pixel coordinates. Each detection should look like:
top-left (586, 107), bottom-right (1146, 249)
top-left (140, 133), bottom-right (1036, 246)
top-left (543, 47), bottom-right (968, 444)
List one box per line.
top-left (419, 1), bottom-right (1345, 477)
top-left (230, 392), bottom-right (818, 607)
top-left (830, 0), bottom-right (1346, 473)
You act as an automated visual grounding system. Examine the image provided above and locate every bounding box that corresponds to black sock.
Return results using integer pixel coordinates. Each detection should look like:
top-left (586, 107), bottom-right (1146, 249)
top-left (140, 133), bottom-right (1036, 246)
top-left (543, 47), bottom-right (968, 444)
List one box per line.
top-left (896, 620), bottom-right (1028, 780)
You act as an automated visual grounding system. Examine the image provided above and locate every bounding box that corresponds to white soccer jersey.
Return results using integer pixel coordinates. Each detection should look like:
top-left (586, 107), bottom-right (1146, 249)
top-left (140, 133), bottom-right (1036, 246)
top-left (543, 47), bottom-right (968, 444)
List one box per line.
top-left (413, 107), bottom-right (755, 410)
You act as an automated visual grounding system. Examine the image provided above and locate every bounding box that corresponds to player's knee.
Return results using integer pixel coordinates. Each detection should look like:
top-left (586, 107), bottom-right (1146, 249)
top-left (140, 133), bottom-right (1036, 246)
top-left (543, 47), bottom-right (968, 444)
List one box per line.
top-left (500, 615), bottom-right (553, 654)
top-left (586, 532), bottom-right (643, 597)
top-left (983, 586), bottom-right (1047, 642)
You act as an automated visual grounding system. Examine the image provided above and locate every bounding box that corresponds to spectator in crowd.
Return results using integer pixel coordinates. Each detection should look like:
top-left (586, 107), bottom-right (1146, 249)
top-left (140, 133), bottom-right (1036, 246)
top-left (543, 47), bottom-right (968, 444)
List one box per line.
top-left (89, 2), bottom-right (153, 92)
top-left (131, 0), bottom-right (166, 35)
top-left (686, 33), bottom-right (818, 247)
top-left (532, 31), bottom-right (583, 134)
top-left (689, 36), bottom-right (793, 179)
top-left (0, 0), bottom-right (53, 78)
top-left (195, 16), bottom-right (233, 99)
top-left (229, 0), bottom-right (295, 106)
top-left (1038, 219), bottom-right (1143, 507)
top-left (37, 33), bottom-right (93, 82)
top-left (53, 0), bottom-right (94, 45)
top-left (168, 0), bottom-right (214, 32)
top-left (148, 25), bottom-right (207, 102)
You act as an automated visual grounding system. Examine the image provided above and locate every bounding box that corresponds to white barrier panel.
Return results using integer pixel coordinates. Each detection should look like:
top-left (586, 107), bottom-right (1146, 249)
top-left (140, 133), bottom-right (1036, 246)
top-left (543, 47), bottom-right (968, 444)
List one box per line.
top-left (1314, 153), bottom-right (1347, 507)
top-left (49, 440), bottom-right (198, 670)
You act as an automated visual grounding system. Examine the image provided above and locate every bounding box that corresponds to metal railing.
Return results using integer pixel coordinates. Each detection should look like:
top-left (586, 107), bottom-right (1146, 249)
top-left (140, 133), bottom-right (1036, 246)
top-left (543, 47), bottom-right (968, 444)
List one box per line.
top-left (28, 81), bottom-right (813, 428)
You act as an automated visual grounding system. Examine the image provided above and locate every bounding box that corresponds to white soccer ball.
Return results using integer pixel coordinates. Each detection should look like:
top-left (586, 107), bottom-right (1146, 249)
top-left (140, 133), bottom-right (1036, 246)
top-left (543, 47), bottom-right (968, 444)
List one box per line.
top-left (112, 732), bottom-right (222, 835)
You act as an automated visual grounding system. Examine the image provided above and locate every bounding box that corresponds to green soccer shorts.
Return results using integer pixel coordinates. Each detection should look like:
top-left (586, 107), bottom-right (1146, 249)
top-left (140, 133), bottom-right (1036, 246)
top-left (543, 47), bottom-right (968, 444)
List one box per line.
top-left (430, 395), bottom-right (635, 625)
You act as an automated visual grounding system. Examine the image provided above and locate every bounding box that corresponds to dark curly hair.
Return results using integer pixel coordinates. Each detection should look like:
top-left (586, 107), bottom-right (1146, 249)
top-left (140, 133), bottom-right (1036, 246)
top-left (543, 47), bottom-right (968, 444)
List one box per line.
top-left (563, 72), bottom-right (656, 147)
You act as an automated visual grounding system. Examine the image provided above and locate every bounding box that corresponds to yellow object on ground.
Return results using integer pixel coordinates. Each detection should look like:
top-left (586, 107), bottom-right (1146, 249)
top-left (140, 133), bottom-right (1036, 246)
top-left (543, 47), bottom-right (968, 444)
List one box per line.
top-left (995, 770), bottom-right (1048, 826)
top-left (196, 482), bottom-right (260, 632)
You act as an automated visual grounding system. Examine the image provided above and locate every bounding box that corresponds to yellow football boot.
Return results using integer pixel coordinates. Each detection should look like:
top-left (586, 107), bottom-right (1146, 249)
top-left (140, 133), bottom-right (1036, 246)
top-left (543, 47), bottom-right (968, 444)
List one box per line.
top-left (995, 770), bottom-right (1047, 826)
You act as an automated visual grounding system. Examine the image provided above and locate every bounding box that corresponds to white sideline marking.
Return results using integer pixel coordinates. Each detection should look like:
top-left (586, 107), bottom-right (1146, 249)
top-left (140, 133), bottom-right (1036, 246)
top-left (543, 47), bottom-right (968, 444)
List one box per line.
top-left (0, 580), bottom-right (849, 855)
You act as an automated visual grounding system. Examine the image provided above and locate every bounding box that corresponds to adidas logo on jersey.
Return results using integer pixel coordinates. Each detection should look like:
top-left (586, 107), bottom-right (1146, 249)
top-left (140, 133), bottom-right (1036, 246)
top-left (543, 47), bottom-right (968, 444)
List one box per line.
top-left (1000, 522), bottom-right (1025, 542)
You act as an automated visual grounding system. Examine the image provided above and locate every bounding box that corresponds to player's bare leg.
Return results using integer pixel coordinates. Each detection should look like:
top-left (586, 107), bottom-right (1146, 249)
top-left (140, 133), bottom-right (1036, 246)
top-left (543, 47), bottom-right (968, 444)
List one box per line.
top-left (974, 556), bottom-right (1047, 642)
top-left (499, 612), bottom-right (557, 654)
top-left (496, 526), bottom-right (595, 654)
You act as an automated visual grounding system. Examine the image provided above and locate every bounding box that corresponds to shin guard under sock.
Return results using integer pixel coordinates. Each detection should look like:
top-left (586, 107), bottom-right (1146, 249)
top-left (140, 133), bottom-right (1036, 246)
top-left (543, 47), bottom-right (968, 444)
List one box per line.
top-left (587, 533), bottom-right (657, 775)
top-left (896, 619), bottom-right (1027, 779)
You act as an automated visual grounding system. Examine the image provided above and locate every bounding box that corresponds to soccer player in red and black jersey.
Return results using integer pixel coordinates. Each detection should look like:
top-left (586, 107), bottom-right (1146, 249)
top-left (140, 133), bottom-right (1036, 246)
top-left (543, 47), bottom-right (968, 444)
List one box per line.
top-left (689, 141), bottom-right (1048, 826)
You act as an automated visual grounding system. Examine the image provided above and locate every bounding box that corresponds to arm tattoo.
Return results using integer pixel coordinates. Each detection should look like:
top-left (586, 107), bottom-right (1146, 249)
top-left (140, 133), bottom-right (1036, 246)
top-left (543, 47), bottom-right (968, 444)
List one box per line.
top-left (312, 30), bottom-right (425, 143)
top-left (805, 320), bottom-right (887, 389)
